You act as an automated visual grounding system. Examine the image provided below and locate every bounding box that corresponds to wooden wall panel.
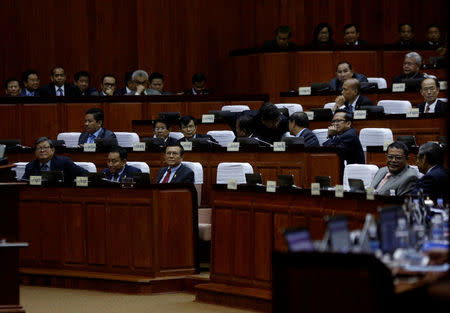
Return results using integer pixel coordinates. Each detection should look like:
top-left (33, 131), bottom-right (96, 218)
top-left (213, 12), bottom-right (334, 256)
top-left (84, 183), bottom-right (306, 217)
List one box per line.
top-left (63, 202), bottom-right (85, 264)
top-left (22, 103), bottom-right (59, 144)
top-left (0, 104), bottom-right (21, 140)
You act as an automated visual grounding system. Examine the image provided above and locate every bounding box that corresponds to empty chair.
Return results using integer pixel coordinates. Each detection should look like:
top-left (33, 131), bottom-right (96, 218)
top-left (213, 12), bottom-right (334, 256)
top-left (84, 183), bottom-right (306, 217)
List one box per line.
top-left (12, 162), bottom-right (28, 180)
top-left (343, 164), bottom-right (379, 191)
top-left (359, 128), bottom-right (393, 151)
top-left (221, 105), bottom-right (250, 112)
top-left (377, 100), bottom-right (412, 114)
top-left (312, 128), bottom-right (329, 146)
top-left (323, 102), bottom-right (335, 110)
top-left (206, 130), bottom-right (236, 147)
top-left (216, 162), bottom-right (253, 184)
top-left (74, 162), bottom-right (97, 173)
top-left (367, 77), bottom-right (387, 89)
top-left (169, 132), bottom-right (184, 140)
top-left (114, 132), bottom-right (140, 147)
top-left (57, 132), bottom-right (81, 148)
top-left (183, 161), bottom-right (204, 206)
top-left (274, 103), bottom-right (303, 116)
top-left (438, 98), bottom-right (448, 102)
top-left (126, 161), bottom-right (150, 174)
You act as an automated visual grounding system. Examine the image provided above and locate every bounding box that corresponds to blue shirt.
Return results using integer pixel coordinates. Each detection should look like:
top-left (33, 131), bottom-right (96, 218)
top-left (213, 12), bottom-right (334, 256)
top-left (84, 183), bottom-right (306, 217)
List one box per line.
top-left (88, 128), bottom-right (103, 143)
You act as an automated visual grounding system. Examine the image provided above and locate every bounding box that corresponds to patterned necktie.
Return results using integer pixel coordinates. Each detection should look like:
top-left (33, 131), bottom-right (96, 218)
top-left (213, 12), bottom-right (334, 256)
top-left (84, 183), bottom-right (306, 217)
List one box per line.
top-left (162, 168), bottom-right (171, 183)
top-left (376, 172), bottom-right (391, 192)
top-left (425, 104), bottom-right (431, 113)
top-left (88, 134), bottom-right (95, 143)
top-left (41, 164), bottom-right (49, 172)
top-left (57, 88), bottom-right (63, 96)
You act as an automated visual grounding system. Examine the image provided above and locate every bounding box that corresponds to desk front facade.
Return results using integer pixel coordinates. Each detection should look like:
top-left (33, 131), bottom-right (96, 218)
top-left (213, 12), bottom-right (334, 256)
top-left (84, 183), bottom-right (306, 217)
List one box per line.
top-left (7, 148), bottom-right (343, 207)
top-left (18, 185), bottom-right (198, 281)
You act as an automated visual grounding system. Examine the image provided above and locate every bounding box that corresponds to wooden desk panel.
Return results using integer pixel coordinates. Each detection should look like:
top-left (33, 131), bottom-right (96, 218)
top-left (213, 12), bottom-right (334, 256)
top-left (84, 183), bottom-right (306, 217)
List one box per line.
top-left (18, 185), bottom-right (197, 277)
top-left (295, 51), bottom-right (334, 86)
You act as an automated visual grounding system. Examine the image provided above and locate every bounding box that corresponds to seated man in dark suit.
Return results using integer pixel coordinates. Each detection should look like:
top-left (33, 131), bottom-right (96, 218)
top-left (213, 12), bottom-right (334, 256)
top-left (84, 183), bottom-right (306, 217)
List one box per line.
top-left (329, 61), bottom-right (368, 92)
top-left (4, 78), bottom-right (21, 96)
top-left (177, 115), bottom-right (218, 143)
top-left (19, 69), bottom-right (41, 96)
top-left (153, 119), bottom-right (179, 146)
top-left (418, 78), bottom-right (446, 114)
top-left (40, 66), bottom-right (81, 97)
top-left (421, 24), bottom-right (444, 50)
top-left (102, 147), bottom-right (141, 182)
top-left (262, 25), bottom-right (296, 50)
top-left (78, 108), bottom-right (118, 146)
top-left (99, 74), bottom-right (120, 96)
top-left (392, 23), bottom-right (417, 49)
top-left (370, 141), bottom-right (418, 196)
top-left (235, 115), bottom-right (255, 138)
top-left (116, 71), bottom-right (135, 95)
top-left (343, 24), bottom-right (369, 47)
top-left (156, 145), bottom-right (194, 183)
top-left (288, 112), bottom-right (319, 147)
top-left (183, 73), bottom-right (212, 95)
top-left (148, 72), bottom-right (173, 95)
top-left (323, 109), bottom-right (365, 164)
top-left (392, 52), bottom-right (426, 84)
top-left (74, 71), bottom-right (99, 96)
top-left (251, 102), bottom-right (289, 144)
top-left (332, 79), bottom-right (373, 112)
top-left (412, 142), bottom-right (448, 199)
top-left (22, 137), bottom-right (87, 182)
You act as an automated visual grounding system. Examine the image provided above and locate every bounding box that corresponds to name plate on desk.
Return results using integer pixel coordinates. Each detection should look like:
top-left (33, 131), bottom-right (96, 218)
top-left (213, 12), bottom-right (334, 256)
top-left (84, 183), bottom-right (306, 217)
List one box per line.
top-left (335, 185), bottom-right (344, 198)
top-left (392, 83), bottom-right (406, 92)
top-left (298, 87), bottom-right (311, 95)
top-left (180, 141), bottom-right (192, 151)
top-left (311, 183), bottom-right (320, 195)
top-left (406, 108), bottom-right (420, 118)
top-left (266, 180), bottom-right (276, 193)
top-left (133, 142), bottom-right (146, 152)
top-left (227, 142), bottom-right (240, 152)
top-left (305, 111), bottom-right (314, 120)
top-left (353, 110), bottom-right (367, 120)
top-left (439, 81), bottom-right (447, 90)
top-left (83, 143), bottom-right (96, 152)
top-left (273, 142), bottom-right (286, 152)
top-left (29, 176), bottom-right (42, 186)
top-left (366, 187), bottom-right (375, 200)
top-left (76, 176), bottom-right (88, 187)
top-left (227, 178), bottom-right (237, 190)
top-left (202, 114), bottom-right (215, 123)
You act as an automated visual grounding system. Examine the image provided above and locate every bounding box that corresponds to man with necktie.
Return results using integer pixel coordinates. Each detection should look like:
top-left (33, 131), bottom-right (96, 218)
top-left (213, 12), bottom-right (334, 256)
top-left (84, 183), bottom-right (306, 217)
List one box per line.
top-left (156, 145), bottom-right (194, 184)
top-left (40, 66), bottom-right (81, 97)
top-left (332, 78), bottom-right (373, 113)
top-left (102, 147), bottom-right (141, 182)
top-left (370, 141), bottom-right (418, 196)
top-left (78, 108), bottom-right (117, 146)
top-left (22, 137), bottom-right (87, 182)
top-left (418, 78), bottom-right (446, 114)
top-left (19, 69), bottom-right (41, 96)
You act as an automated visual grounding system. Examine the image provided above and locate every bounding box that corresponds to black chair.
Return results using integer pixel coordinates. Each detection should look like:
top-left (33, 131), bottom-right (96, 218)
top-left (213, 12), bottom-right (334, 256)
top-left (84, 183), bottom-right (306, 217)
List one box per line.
top-left (310, 82), bottom-right (331, 93)
top-left (359, 105), bottom-right (385, 118)
top-left (396, 135), bottom-right (417, 149)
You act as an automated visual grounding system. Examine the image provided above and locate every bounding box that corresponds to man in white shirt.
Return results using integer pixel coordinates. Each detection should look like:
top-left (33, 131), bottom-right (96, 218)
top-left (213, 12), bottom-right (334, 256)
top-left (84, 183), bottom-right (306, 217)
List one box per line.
top-left (418, 78), bottom-right (446, 114)
top-left (332, 79), bottom-right (373, 113)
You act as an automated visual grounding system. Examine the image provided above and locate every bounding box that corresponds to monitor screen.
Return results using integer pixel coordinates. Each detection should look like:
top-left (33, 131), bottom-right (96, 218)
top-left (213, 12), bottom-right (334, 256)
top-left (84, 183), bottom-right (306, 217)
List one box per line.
top-left (284, 227), bottom-right (315, 252)
top-left (327, 216), bottom-right (351, 253)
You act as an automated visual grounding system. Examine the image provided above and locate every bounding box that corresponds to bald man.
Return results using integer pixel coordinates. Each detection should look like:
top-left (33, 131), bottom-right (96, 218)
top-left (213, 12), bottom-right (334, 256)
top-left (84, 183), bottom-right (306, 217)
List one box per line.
top-left (332, 78), bottom-right (373, 113)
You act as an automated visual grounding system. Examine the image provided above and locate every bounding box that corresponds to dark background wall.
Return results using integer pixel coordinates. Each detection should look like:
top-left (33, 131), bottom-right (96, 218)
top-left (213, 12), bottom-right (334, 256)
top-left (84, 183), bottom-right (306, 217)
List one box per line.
top-left (0, 0), bottom-right (447, 95)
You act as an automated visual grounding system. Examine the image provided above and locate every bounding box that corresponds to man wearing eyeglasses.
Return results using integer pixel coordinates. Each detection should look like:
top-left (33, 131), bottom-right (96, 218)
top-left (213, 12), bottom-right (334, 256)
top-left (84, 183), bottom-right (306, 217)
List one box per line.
top-left (99, 74), bottom-right (119, 96)
top-left (177, 115), bottom-right (218, 143)
top-left (22, 137), bottom-right (87, 182)
top-left (156, 145), bottom-right (194, 183)
top-left (370, 141), bottom-right (418, 196)
top-left (322, 109), bottom-right (364, 164)
top-left (153, 119), bottom-right (179, 146)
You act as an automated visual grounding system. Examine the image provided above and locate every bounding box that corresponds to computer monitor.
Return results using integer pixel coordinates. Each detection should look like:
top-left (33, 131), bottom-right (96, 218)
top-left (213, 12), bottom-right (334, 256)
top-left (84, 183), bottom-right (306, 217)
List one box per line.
top-left (326, 215), bottom-right (351, 253)
top-left (278, 174), bottom-right (295, 188)
top-left (282, 136), bottom-right (305, 147)
top-left (379, 206), bottom-right (403, 254)
top-left (348, 178), bottom-right (365, 192)
top-left (245, 173), bottom-right (263, 185)
top-left (315, 176), bottom-right (331, 188)
top-left (283, 227), bottom-right (315, 252)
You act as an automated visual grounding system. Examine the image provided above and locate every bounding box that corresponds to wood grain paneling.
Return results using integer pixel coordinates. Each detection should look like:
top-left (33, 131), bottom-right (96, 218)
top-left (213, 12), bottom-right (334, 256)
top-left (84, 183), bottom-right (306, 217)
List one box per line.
top-left (63, 202), bottom-right (85, 264)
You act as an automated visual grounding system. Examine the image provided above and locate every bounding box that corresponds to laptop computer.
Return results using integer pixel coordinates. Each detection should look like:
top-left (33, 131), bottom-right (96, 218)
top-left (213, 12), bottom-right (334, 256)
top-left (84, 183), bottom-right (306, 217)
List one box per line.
top-left (348, 178), bottom-right (365, 192)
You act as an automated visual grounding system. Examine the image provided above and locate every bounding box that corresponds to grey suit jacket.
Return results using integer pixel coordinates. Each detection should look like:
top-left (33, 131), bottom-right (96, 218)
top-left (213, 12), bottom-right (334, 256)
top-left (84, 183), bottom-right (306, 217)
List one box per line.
top-left (370, 165), bottom-right (418, 196)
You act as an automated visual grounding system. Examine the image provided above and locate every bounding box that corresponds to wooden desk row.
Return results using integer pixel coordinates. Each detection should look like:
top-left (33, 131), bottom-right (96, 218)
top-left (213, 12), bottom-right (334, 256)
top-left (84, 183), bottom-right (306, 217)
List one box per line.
top-left (228, 49), bottom-right (446, 102)
top-left (0, 95), bottom-right (266, 147)
top-left (6, 148), bottom-right (344, 207)
top-left (195, 185), bottom-right (404, 311)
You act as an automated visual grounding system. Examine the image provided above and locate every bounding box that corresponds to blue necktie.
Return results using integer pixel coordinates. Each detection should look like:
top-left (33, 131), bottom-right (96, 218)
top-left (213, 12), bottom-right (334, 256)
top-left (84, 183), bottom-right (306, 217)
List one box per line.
top-left (57, 88), bottom-right (63, 96)
top-left (41, 164), bottom-right (49, 172)
top-left (88, 134), bottom-right (95, 143)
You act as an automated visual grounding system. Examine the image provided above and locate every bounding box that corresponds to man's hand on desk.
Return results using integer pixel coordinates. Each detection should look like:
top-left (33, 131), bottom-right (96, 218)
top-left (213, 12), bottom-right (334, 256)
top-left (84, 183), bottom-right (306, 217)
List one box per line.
top-left (334, 95), bottom-right (345, 111)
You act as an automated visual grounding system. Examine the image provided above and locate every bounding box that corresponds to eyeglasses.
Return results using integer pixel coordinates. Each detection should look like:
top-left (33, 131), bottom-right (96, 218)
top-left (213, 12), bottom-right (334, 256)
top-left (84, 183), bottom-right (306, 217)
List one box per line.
top-left (36, 146), bottom-right (51, 151)
top-left (103, 82), bottom-right (115, 87)
top-left (331, 119), bottom-right (346, 124)
top-left (154, 127), bottom-right (167, 131)
top-left (386, 154), bottom-right (405, 161)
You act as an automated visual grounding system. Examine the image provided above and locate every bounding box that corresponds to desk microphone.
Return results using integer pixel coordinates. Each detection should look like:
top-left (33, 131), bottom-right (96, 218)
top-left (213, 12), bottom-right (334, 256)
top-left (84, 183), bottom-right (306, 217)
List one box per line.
top-left (254, 137), bottom-right (273, 147)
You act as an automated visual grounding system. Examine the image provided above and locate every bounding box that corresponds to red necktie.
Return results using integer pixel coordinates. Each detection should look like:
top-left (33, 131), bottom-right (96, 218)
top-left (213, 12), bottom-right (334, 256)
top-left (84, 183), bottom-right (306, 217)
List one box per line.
top-left (162, 168), bottom-right (171, 183)
top-left (425, 105), bottom-right (431, 113)
top-left (376, 172), bottom-right (391, 192)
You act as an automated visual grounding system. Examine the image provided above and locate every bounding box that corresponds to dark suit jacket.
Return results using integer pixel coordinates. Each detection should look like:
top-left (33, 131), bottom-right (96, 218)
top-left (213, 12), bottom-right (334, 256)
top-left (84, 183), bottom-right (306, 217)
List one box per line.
top-left (262, 39), bottom-right (297, 50)
top-left (177, 133), bottom-right (218, 144)
top-left (40, 83), bottom-right (82, 97)
top-left (78, 128), bottom-right (118, 145)
top-left (412, 165), bottom-right (448, 199)
top-left (164, 136), bottom-right (180, 146)
top-left (115, 87), bottom-right (129, 96)
top-left (343, 95), bottom-right (374, 112)
top-left (183, 88), bottom-right (212, 95)
top-left (298, 128), bottom-right (319, 147)
top-left (418, 100), bottom-right (446, 114)
top-left (19, 88), bottom-right (40, 96)
top-left (392, 72), bottom-right (425, 84)
top-left (251, 112), bottom-right (289, 143)
top-left (22, 155), bottom-right (87, 182)
top-left (391, 40), bottom-right (418, 50)
top-left (323, 127), bottom-right (365, 164)
top-left (80, 87), bottom-right (100, 96)
top-left (102, 164), bottom-right (142, 181)
top-left (329, 72), bottom-right (368, 91)
top-left (155, 164), bottom-right (194, 183)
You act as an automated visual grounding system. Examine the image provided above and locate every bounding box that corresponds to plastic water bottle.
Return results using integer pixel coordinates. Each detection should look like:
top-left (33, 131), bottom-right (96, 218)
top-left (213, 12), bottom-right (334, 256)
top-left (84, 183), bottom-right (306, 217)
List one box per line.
top-left (395, 217), bottom-right (409, 249)
top-left (430, 214), bottom-right (444, 241)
